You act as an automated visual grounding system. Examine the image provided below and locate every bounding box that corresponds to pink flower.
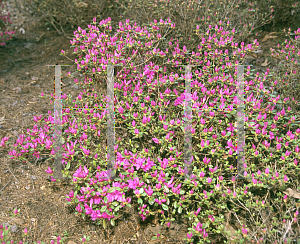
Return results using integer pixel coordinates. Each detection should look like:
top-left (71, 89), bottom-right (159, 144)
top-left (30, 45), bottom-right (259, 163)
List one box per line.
top-left (195, 207), bottom-right (201, 216)
top-left (73, 165), bottom-right (89, 179)
top-left (134, 129), bottom-right (139, 135)
top-left (50, 176), bottom-right (56, 182)
top-left (152, 138), bottom-right (160, 144)
top-left (284, 175), bottom-right (288, 182)
top-left (0, 138), bottom-right (6, 148)
top-left (265, 167), bottom-right (269, 175)
top-left (45, 167), bottom-right (53, 174)
top-left (145, 186), bottom-right (153, 197)
top-left (276, 143), bottom-right (281, 150)
top-left (76, 203), bottom-right (83, 213)
top-left (242, 226), bottom-right (248, 237)
top-left (187, 232), bottom-right (193, 240)
top-left (13, 208), bottom-right (19, 215)
top-left (203, 156), bottom-right (211, 164)
top-left (135, 189), bottom-right (140, 197)
top-left (156, 183), bottom-right (161, 190)
top-left (193, 222), bottom-right (203, 232)
top-left (118, 106), bottom-right (124, 114)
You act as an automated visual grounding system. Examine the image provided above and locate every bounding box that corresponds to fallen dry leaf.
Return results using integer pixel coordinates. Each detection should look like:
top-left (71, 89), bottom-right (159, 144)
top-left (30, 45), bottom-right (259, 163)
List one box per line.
top-left (12, 87), bottom-right (22, 93)
top-left (261, 32), bottom-right (278, 42)
top-left (283, 188), bottom-right (300, 199)
top-left (0, 116), bottom-right (5, 124)
top-left (31, 76), bottom-right (39, 81)
top-left (261, 58), bottom-right (270, 67)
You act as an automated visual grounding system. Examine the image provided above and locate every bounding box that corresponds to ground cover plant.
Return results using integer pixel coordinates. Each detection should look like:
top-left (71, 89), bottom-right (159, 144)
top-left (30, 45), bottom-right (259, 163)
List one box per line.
top-left (1, 16), bottom-right (300, 244)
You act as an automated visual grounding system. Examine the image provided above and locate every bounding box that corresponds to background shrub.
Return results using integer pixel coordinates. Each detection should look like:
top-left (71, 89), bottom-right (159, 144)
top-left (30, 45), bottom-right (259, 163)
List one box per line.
top-left (114, 0), bottom-right (298, 53)
top-left (0, 0), bottom-right (15, 46)
top-left (17, 0), bottom-right (119, 38)
top-left (268, 27), bottom-right (300, 113)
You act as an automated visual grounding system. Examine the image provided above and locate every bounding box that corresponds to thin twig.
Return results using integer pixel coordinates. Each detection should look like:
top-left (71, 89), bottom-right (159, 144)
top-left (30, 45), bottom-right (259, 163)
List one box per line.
top-left (0, 180), bottom-right (11, 193)
top-left (281, 220), bottom-right (292, 242)
top-left (7, 167), bottom-right (20, 184)
top-left (115, 127), bottom-right (127, 130)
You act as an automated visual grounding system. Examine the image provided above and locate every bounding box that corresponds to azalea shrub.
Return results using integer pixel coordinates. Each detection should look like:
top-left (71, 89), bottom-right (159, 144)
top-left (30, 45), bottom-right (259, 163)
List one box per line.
top-left (269, 27), bottom-right (300, 113)
top-left (0, 0), bottom-right (15, 46)
top-left (1, 17), bottom-right (300, 243)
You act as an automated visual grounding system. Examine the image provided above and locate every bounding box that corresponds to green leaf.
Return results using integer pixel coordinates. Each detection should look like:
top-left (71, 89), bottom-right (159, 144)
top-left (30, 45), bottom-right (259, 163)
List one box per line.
top-left (174, 202), bottom-right (178, 208)
top-left (104, 197), bottom-right (108, 204)
top-left (111, 219), bottom-right (115, 226)
top-left (107, 187), bottom-right (121, 193)
top-left (178, 206), bottom-right (182, 214)
top-left (103, 219), bottom-right (107, 229)
top-left (162, 204), bottom-right (168, 210)
top-left (138, 198), bottom-right (143, 204)
top-left (66, 162), bottom-right (70, 170)
top-left (101, 206), bottom-right (107, 212)
top-left (149, 197), bottom-right (154, 205)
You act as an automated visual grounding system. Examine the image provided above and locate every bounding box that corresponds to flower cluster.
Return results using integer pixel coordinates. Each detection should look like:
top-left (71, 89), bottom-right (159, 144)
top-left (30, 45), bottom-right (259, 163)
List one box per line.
top-left (2, 16), bottom-right (300, 243)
